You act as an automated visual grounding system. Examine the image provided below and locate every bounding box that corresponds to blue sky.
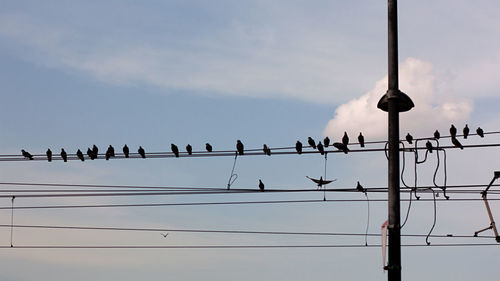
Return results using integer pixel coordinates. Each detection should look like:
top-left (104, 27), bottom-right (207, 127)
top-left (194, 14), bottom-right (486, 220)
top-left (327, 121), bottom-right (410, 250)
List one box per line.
top-left (0, 1), bottom-right (500, 280)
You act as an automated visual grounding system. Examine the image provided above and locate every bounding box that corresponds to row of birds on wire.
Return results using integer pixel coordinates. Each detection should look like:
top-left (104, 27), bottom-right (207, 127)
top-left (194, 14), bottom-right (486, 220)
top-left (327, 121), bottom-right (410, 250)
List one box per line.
top-left (19, 124), bottom-right (485, 161)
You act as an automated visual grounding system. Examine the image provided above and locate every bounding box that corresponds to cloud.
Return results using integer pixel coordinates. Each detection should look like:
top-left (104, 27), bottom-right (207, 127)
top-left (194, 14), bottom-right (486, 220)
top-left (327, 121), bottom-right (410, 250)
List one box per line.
top-left (323, 58), bottom-right (474, 139)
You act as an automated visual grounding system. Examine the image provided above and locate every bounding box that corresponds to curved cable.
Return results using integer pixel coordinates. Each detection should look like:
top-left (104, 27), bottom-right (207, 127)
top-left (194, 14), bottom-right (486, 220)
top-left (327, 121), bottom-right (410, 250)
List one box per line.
top-left (226, 152), bottom-right (239, 190)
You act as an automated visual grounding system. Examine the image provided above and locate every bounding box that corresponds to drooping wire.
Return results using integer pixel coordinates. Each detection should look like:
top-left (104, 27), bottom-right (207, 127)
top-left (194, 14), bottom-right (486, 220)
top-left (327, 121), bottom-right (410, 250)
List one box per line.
top-left (323, 152), bottom-right (328, 201)
top-left (226, 152), bottom-right (239, 190)
top-left (426, 188), bottom-right (438, 245)
top-left (10, 196), bottom-right (15, 247)
top-left (401, 141), bottom-right (413, 228)
top-left (364, 192), bottom-right (370, 246)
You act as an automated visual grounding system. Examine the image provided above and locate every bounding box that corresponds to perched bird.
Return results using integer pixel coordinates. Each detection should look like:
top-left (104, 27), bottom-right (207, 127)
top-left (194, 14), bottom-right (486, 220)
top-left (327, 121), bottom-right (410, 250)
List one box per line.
top-left (306, 176), bottom-right (336, 188)
top-left (123, 145), bottom-right (129, 158)
top-left (259, 179), bottom-right (265, 192)
top-left (46, 149), bottom-right (52, 162)
top-left (406, 133), bottom-right (413, 144)
top-left (358, 133), bottom-right (365, 147)
top-left (61, 149), bottom-right (68, 162)
top-left (450, 125), bottom-right (457, 138)
top-left (76, 149), bottom-right (85, 161)
top-left (477, 127), bottom-right (484, 138)
top-left (463, 124), bottom-right (469, 139)
top-left (21, 149), bottom-right (33, 160)
top-left (356, 181), bottom-right (366, 193)
top-left (138, 146), bottom-right (146, 158)
top-left (263, 144), bottom-right (271, 156)
top-left (342, 132), bottom-right (349, 146)
top-left (205, 143), bottom-right (213, 152)
top-left (451, 137), bottom-right (464, 150)
top-left (105, 151), bottom-right (111, 160)
top-left (308, 137), bottom-right (316, 149)
top-left (323, 136), bottom-right (330, 148)
top-left (317, 142), bottom-right (325, 155)
top-left (295, 141), bottom-right (303, 155)
top-left (87, 148), bottom-right (95, 160)
top-left (171, 144), bottom-right (179, 158)
top-left (333, 142), bottom-right (349, 154)
top-left (186, 144), bottom-right (193, 155)
top-left (236, 140), bottom-right (244, 155)
top-left (106, 145), bottom-right (115, 158)
top-left (425, 141), bottom-right (433, 153)
top-left (434, 130), bottom-right (440, 140)
top-left (92, 145), bottom-right (99, 159)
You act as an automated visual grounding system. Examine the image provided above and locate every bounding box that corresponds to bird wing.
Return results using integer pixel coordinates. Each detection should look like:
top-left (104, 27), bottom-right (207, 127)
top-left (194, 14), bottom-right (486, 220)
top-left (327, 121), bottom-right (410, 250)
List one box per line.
top-left (306, 176), bottom-right (321, 184)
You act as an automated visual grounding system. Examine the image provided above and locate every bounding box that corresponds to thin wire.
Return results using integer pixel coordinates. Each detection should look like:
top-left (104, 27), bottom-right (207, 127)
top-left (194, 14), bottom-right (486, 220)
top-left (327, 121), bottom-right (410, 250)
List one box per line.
top-left (425, 188), bottom-right (437, 245)
top-left (226, 152), bottom-right (238, 190)
top-left (323, 152), bottom-right (328, 201)
top-left (10, 196), bottom-right (15, 247)
top-left (364, 192), bottom-right (370, 246)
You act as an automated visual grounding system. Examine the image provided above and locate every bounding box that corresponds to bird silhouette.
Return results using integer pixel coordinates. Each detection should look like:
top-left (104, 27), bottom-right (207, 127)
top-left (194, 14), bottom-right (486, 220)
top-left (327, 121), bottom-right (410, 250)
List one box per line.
top-left (21, 149), bottom-right (33, 160)
top-left (205, 143), bottom-right (213, 152)
top-left (123, 144), bottom-right (129, 158)
top-left (87, 148), bottom-right (95, 160)
top-left (308, 137), bottom-right (316, 149)
top-left (107, 145), bottom-right (115, 158)
top-left (450, 125), bottom-right (457, 138)
top-left (138, 146), bottom-right (146, 158)
top-left (306, 176), bottom-right (336, 188)
top-left (477, 127), bottom-right (484, 138)
top-left (358, 133), bottom-right (365, 147)
top-left (76, 149), bottom-right (85, 161)
top-left (333, 142), bottom-right (349, 154)
top-left (356, 181), bottom-right (366, 193)
top-left (259, 179), bottom-right (265, 192)
top-left (263, 144), bottom-right (271, 156)
top-left (434, 130), bottom-right (440, 139)
top-left (236, 140), bottom-right (244, 155)
top-left (46, 149), bottom-right (52, 162)
top-left (61, 149), bottom-right (67, 162)
top-left (295, 141), bottom-right (303, 154)
top-left (342, 132), bottom-right (349, 146)
top-left (92, 145), bottom-right (99, 159)
top-left (186, 144), bottom-right (193, 155)
top-left (317, 142), bottom-right (325, 155)
top-left (451, 136), bottom-right (464, 150)
top-left (463, 124), bottom-right (469, 139)
top-left (105, 151), bottom-right (111, 160)
top-left (160, 233), bottom-right (169, 238)
top-left (425, 141), bottom-right (433, 153)
top-left (323, 136), bottom-right (330, 148)
top-left (406, 133), bottom-right (413, 144)
top-left (171, 144), bottom-right (179, 158)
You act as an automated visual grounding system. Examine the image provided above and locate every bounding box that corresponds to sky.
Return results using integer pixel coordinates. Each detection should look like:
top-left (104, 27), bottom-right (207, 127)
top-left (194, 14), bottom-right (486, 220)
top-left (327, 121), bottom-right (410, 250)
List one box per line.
top-left (0, 0), bottom-right (500, 280)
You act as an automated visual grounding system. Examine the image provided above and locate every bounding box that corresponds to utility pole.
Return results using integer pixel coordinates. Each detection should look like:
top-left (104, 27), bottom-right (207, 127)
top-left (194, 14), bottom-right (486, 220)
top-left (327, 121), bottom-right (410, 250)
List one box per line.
top-left (377, 1), bottom-right (414, 281)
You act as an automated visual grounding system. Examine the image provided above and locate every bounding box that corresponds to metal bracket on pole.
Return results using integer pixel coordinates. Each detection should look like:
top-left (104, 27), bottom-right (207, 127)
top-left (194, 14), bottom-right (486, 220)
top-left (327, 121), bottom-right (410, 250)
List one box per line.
top-left (474, 171), bottom-right (500, 242)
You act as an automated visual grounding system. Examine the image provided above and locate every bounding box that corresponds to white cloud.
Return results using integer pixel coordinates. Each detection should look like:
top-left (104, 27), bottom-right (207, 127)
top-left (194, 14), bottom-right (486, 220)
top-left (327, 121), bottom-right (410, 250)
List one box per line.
top-left (323, 58), bottom-right (474, 139)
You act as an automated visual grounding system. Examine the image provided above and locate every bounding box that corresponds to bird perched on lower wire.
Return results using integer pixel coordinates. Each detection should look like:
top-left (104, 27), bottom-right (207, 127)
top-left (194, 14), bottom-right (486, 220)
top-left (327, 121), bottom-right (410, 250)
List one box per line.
top-left (358, 133), bottom-right (365, 147)
top-left (87, 148), bottom-right (95, 160)
top-left (123, 144), bottom-right (129, 158)
top-left (76, 149), bottom-right (85, 161)
top-left (434, 130), bottom-right (440, 139)
top-left (463, 124), bottom-right (469, 139)
top-left (263, 144), bottom-right (271, 156)
top-left (342, 132), bottom-right (349, 146)
top-left (236, 140), bottom-right (244, 155)
top-left (61, 149), bottom-right (67, 162)
top-left (186, 144), bottom-right (193, 155)
top-left (205, 143), bottom-right (213, 152)
top-left (323, 136), bottom-right (330, 148)
top-left (21, 149), bottom-right (33, 160)
top-left (333, 142), bottom-right (349, 154)
top-left (406, 133), bottom-right (413, 144)
top-left (92, 145), bottom-right (99, 159)
top-left (317, 142), bottom-right (325, 155)
top-left (46, 149), bottom-right (52, 162)
top-left (356, 181), bottom-right (366, 193)
top-left (138, 146), bottom-right (146, 158)
top-left (308, 137), bottom-right (316, 149)
top-left (259, 179), bottom-right (265, 192)
top-left (476, 127), bottom-right (484, 138)
top-left (425, 141), bottom-right (433, 153)
top-left (106, 145), bottom-right (115, 159)
top-left (171, 144), bottom-right (179, 158)
top-left (451, 136), bottom-right (464, 150)
top-left (295, 141), bottom-right (303, 154)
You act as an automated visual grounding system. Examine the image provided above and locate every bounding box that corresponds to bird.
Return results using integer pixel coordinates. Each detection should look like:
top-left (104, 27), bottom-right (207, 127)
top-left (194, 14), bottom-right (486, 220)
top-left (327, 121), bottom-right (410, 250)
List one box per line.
top-left (342, 132), bottom-right (349, 146)
top-left (425, 141), bottom-right (433, 153)
top-left (358, 133), bottom-right (365, 147)
top-left (205, 143), bottom-right (213, 152)
top-left (76, 149), bottom-right (85, 161)
top-left (463, 124), bottom-right (469, 139)
top-left (308, 137), bottom-right (316, 149)
top-left (451, 136), bottom-right (464, 150)
top-left (160, 233), bottom-right (169, 238)
top-left (406, 133), bottom-right (413, 144)
top-left (263, 144), bottom-right (271, 156)
top-left (450, 125), bottom-right (457, 138)
top-left (186, 144), bottom-right (193, 155)
top-left (356, 181), bottom-right (366, 193)
top-left (61, 149), bottom-right (67, 162)
top-left (236, 140), bottom-right (244, 155)
top-left (106, 145), bottom-right (115, 158)
top-left (105, 150), bottom-right (111, 160)
top-left (138, 146), bottom-right (146, 158)
top-left (92, 145), bottom-right (99, 159)
top-left (306, 176), bottom-right (336, 188)
top-left (123, 144), bottom-right (129, 158)
top-left (434, 130), bottom-right (440, 140)
top-left (21, 149), bottom-right (33, 160)
top-left (259, 179), bottom-right (265, 192)
top-left (317, 142), bottom-right (325, 155)
top-left (46, 149), bottom-right (52, 162)
top-left (87, 148), bottom-right (95, 160)
top-left (477, 127), bottom-right (484, 138)
top-left (333, 142), bottom-right (349, 154)
top-left (171, 144), bottom-right (179, 158)
top-left (295, 141), bottom-right (303, 154)
top-left (323, 136), bottom-right (330, 148)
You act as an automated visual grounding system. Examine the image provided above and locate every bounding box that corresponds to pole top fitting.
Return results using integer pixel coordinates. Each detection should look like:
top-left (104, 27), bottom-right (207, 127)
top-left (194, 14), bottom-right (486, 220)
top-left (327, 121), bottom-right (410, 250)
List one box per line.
top-left (377, 89), bottom-right (414, 112)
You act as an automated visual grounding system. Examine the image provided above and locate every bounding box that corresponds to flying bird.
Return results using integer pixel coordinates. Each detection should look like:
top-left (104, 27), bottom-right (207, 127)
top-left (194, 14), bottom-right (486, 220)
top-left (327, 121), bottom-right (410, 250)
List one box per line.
top-left (356, 181), bottom-right (366, 193)
top-left (160, 233), bottom-right (169, 238)
top-left (317, 142), bottom-right (325, 155)
top-left (406, 133), bottom-right (413, 144)
top-left (306, 176), bottom-right (337, 188)
top-left (92, 145), bottom-right (98, 159)
top-left (87, 148), bottom-right (95, 160)
top-left (450, 125), bottom-right (457, 138)
top-left (463, 124), bottom-right (469, 139)
top-left (425, 141), bottom-right (433, 153)
top-left (205, 143), bottom-right (213, 152)
top-left (21, 149), bottom-right (33, 160)
top-left (186, 144), bottom-right (193, 155)
top-left (476, 127), bottom-right (484, 138)
top-left (342, 132), bottom-right (349, 146)
top-left (263, 144), bottom-right (271, 156)
top-left (358, 133), bottom-right (365, 147)
top-left (259, 179), bottom-right (265, 192)
top-left (46, 149), bottom-right (52, 162)
top-left (308, 137), bottom-right (316, 149)
top-left (76, 149), bottom-right (85, 161)
top-left (434, 130), bottom-right (440, 140)
top-left (138, 146), bottom-right (146, 158)
top-left (61, 149), bottom-right (67, 162)
top-left (123, 144), bottom-right (129, 158)
top-left (171, 144), bottom-right (179, 158)
top-left (323, 136), bottom-right (330, 148)
top-left (451, 137), bottom-right (464, 150)
top-left (295, 141), bottom-right (303, 155)
top-left (333, 142), bottom-right (349, 154)
top-left (236, 140), bottom-right (244, 155)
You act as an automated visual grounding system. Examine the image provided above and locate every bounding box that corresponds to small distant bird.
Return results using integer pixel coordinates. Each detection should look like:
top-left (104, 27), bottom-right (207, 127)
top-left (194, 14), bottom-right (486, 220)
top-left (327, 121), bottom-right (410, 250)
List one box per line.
top-left (87, 148), bottom-right (95, 160)
top-left (477, 127), bottom-right (484, 138)
top-left (333, 142), bottom-right (349, 154)
top-left (342, 132), bottom-right (349, 146)
top-left (308, 137), bottom-right (316, 149)
top-left (21, 149), bottom-right (33, 160)
top-left (123, 145), bottom-right (129, 158)
top-left (160, 233), bottom-right (169, 238)
top-left (317, 142), bottom-right (325, 155)
top-left (171, 144), bottom-right (179, 158)
top-left (92, 145), bottom-right (99, 159)
top-left (107, 145), bottom-right (115, 157)
top-left (406, 133), bottom-right (413, 144)
top-left (138, 146), bottom-right (146, 158)
top-left (323, 136), bottom-right (330, 148)
top-left (450, 125), bottom-right (457, 138)
top-left (434, 130), bottom-right (440, 140)
top-left (425, 141), bottom-right (433, 153)
top-left (46, 149), bottom-right (52, 162)
top-left (76, 149), bottom-right (85, 161)
top-left (61, 149), bottom-right (67, 162)
top-left (236, 140), bottom-right (244, 155)
top-left (295, 141), bottom-right (303, 154)
top-left (263, 144), bottom-right (271, 156)
top-left (356, 181), bottom-right (366, 193)
top-left (306, 176), bottom-right (337, 188)
top-left (358, 133), bottom-right (365, 147)
top-left (105, 151), bottom-right (111, 160)
top-left (205, 143), bottom-right (213, 152)
top-left (451, 137), bottom-right (464, 150)
top-left (186, 144), bottom-right (193, 155)
top-left (259, 179), bottom-right (265, 192)
top-left (463, 124), bottom-right (469, 139)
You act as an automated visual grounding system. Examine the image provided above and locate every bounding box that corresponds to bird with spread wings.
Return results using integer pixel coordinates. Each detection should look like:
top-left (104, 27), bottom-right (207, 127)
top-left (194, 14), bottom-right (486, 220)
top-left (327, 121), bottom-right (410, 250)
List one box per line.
top-left (306, 176), bottom-right (337, 189)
